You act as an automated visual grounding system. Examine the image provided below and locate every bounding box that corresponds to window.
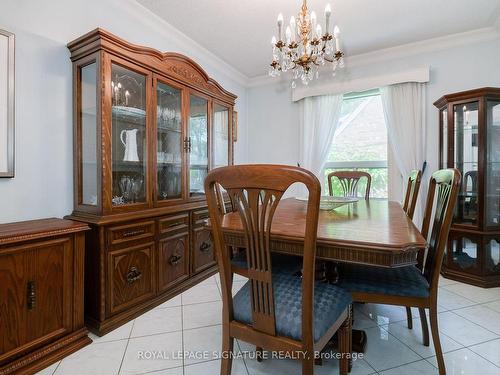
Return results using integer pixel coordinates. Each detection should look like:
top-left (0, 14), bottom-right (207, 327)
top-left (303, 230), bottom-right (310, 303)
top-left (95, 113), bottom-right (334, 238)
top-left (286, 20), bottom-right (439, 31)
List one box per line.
top-left (323, 89), bottom-right (388, 198)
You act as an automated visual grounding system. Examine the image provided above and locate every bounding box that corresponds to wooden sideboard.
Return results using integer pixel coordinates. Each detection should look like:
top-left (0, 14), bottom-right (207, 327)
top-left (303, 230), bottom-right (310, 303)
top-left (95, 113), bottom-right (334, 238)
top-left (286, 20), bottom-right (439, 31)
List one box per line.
top-left (65, 29), bottom-right (236, 335)
top-left (0, 218), bottom-right (91, 375)
top-left (70, 206), bottom-right (218, 335)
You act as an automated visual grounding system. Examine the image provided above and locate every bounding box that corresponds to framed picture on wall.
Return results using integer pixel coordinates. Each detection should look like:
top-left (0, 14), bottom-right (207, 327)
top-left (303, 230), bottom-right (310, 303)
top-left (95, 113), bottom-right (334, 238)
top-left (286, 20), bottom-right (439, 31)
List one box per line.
top-left (232, 110), bottom-right (238, 142)
top-left (0, 29), bottom-right (15, 178)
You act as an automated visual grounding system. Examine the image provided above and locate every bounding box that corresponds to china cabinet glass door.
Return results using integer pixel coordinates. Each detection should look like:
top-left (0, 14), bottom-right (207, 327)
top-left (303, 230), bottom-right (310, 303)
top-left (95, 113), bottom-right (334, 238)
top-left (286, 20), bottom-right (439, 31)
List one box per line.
top-left (441, 109), bottom-right (448, 167)
top-left (454, 102), bottom-right (479, 225)
top-left (213, 103), bottom-right (230, 169)
top-left (80, 62), bottom-right (98, 206)
top-left (156, 81), bottom-right (183, 201)
top-left (486, 100), bottom-right (500, 227)
top-left (188, 94), bottom-right (209, 197)
top-left (111, 63), bottom-right (147, 206)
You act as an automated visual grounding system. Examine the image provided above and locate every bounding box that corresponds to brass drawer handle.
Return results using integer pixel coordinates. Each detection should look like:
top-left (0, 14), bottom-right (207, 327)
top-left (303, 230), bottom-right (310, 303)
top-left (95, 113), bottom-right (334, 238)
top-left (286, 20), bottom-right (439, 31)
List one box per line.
top-left (27, 281), bottom-right (36, 310)
top-left (126, 267), bottom-right (143, 284)
top-left (199, 241), bottom-right (211, 253)
top-left (169, 254), bottom-right (183, 266)
top-left (122, 229), bottom-right (145, 238)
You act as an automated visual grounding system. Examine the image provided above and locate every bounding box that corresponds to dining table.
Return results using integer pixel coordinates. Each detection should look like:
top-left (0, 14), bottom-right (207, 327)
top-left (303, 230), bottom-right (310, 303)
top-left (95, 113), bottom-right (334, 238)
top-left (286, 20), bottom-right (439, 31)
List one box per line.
top-left (215, 197), bottom-right (428, 353)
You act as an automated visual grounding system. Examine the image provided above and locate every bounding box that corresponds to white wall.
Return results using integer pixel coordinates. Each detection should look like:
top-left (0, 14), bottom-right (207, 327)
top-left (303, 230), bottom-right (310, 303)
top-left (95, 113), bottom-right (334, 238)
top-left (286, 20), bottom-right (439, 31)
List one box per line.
top-left (0, 0), bottom-right (248, 223)
top-left (247, 34), bottom-right (500, 185)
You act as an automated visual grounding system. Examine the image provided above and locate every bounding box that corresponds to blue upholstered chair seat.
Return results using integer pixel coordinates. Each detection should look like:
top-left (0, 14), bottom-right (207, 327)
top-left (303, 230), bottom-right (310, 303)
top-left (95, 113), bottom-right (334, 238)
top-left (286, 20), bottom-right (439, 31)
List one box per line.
top-left (339, 264), bottom-right (430, 298)
top-left (231, 252), bottom-right (302, 275)
top-left (232, 272), bottom-right (352, 342)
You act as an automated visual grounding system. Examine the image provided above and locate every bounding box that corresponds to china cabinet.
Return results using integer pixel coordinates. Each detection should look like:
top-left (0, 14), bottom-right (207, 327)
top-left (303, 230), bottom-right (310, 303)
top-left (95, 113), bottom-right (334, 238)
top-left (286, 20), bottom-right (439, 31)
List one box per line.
top-left (0, 218), bottom-right (90, 374)
top-left (66, 29), bottom-right (236, 334)
top-left (435, 87), bottom-right (500, 287)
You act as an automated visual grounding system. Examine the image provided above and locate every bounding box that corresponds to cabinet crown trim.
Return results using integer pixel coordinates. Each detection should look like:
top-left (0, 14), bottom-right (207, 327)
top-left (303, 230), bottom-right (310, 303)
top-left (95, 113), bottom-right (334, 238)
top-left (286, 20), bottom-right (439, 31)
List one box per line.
top-left (67, 28), bottom-right (236, 104)
top-left (433, 87), bottom-right (500, 108)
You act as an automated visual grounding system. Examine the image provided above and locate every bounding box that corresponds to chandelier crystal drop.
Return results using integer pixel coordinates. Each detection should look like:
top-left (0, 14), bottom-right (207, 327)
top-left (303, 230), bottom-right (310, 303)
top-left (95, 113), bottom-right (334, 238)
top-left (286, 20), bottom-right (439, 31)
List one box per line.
top-left (268, 0), bottom-right (345, 88)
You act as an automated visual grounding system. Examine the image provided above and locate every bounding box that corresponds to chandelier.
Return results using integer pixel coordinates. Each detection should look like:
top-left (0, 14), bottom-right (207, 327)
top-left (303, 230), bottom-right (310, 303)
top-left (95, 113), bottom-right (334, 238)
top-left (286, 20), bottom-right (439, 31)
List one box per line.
top-left (269, 0), bottom-right (345, 87)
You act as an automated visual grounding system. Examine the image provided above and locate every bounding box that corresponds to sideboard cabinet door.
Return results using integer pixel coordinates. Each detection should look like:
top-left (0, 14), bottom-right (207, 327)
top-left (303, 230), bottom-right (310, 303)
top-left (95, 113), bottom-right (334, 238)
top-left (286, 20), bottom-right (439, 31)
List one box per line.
top-left (108, 243), bottom-right (155, 315)
top-left (0, 250), bottom-right (27, 362)
top-left (158, 232), bottom-right (190, 292)
top-left (0, 238), bottom-right (73, 364)
top-left (191, 210), bottom-right (216, 274)
top-left (26, 239), bottom-right (73, 344)
top-left (191, 227), bottom-right (215, 273)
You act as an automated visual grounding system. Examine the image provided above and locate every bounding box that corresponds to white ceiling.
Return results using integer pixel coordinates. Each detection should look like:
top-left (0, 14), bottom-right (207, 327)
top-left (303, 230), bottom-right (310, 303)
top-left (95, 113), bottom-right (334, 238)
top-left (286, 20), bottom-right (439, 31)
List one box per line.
top-left (137, 0), bottom-right (500, 78)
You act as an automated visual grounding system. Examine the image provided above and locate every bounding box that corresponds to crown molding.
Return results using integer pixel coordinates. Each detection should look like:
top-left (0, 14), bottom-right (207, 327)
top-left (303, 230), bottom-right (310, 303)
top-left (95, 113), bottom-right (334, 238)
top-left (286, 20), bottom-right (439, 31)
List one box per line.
top-left (122, 0), bottom-right (249, 87)
top-left (247, 26), bottom-right (500, 88)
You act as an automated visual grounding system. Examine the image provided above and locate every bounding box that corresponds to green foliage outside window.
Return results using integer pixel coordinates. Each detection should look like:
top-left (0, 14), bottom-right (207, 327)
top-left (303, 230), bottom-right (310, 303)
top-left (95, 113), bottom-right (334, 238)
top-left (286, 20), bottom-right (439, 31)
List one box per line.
top-left (324, 92), bottom-right (388, 198)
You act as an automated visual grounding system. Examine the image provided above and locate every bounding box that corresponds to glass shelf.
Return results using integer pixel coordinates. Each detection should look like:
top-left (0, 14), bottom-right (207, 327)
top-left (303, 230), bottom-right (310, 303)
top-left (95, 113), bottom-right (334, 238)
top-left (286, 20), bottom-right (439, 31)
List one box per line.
top-left (157, 126), bottom-right (181, 133)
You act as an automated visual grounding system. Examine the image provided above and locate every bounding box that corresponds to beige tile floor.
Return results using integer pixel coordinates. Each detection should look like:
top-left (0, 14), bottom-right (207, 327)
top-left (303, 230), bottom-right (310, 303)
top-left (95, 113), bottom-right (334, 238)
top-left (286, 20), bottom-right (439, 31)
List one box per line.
top-left (36, 274), bottom-right (500, 375)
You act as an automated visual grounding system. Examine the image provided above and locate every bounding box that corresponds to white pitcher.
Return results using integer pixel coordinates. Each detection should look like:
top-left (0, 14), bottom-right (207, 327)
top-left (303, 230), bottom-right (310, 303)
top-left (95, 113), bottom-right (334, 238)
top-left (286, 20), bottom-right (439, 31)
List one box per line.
top-left (120, 129), bottom-right (139, 162)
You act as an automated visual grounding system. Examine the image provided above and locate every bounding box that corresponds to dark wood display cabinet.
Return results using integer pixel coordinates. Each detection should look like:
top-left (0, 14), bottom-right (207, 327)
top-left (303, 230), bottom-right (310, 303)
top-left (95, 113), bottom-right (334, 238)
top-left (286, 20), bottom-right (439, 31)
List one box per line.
top-left (66, 29), bottom-right (236, 335)
top-left (0, 218), bottom-right (90, 375)
top-left (435, 87), bottom-right (500, 287)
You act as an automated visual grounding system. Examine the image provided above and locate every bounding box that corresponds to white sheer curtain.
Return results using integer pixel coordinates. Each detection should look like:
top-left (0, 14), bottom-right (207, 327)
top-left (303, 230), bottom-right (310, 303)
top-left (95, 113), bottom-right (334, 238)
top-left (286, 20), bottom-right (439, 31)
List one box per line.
top-left (298, 94), bottom-right (344, 194)
top-left (380, 82), bottom-right (426, 226)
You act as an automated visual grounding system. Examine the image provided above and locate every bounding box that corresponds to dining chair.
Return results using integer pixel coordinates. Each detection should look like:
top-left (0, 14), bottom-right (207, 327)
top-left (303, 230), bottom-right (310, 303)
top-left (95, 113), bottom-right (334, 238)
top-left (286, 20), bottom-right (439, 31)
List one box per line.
top-left (402, 169), bottom-right (422, 220)
top-left (327, 171), bottom-right (371, 200)
top-left (338, 168), bottom-right (461, 375)
top-left (401, 169), bottom-right (422, 330)
top-left (205, 164), bottom-right (353, 375)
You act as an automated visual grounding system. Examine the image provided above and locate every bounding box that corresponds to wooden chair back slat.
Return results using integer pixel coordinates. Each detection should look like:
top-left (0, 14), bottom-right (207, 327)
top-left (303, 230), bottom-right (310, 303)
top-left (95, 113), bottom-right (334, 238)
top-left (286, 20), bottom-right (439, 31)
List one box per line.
top-left (215, 183), bottom-right (229, 215)
top-left (402, 170), bottom-right (422, 220)
top-left (327, 171), bottom-right (372, 200)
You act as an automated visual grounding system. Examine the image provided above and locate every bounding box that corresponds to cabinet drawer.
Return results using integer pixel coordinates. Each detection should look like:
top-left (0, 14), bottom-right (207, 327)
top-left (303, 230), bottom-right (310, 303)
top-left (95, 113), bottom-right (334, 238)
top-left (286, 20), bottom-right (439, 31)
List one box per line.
top-left (158, 231), bottom-right (190, 292)
top-left (192, 209), bottom-right (209, 226)
top-left (107, 221), bottom-right (155, 247)
top-left (107, 243), bottom-right (155, 315)
top-left (159, 214), bottom-right (189, 236)
top-left (192, 227), bottom-right (216, 273)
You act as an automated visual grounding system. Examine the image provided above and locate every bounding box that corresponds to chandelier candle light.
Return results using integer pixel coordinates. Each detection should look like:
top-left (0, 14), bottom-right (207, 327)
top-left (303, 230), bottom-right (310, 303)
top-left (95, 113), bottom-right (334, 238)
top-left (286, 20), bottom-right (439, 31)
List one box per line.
top-left (269, 0), bottom-right (345, 87)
